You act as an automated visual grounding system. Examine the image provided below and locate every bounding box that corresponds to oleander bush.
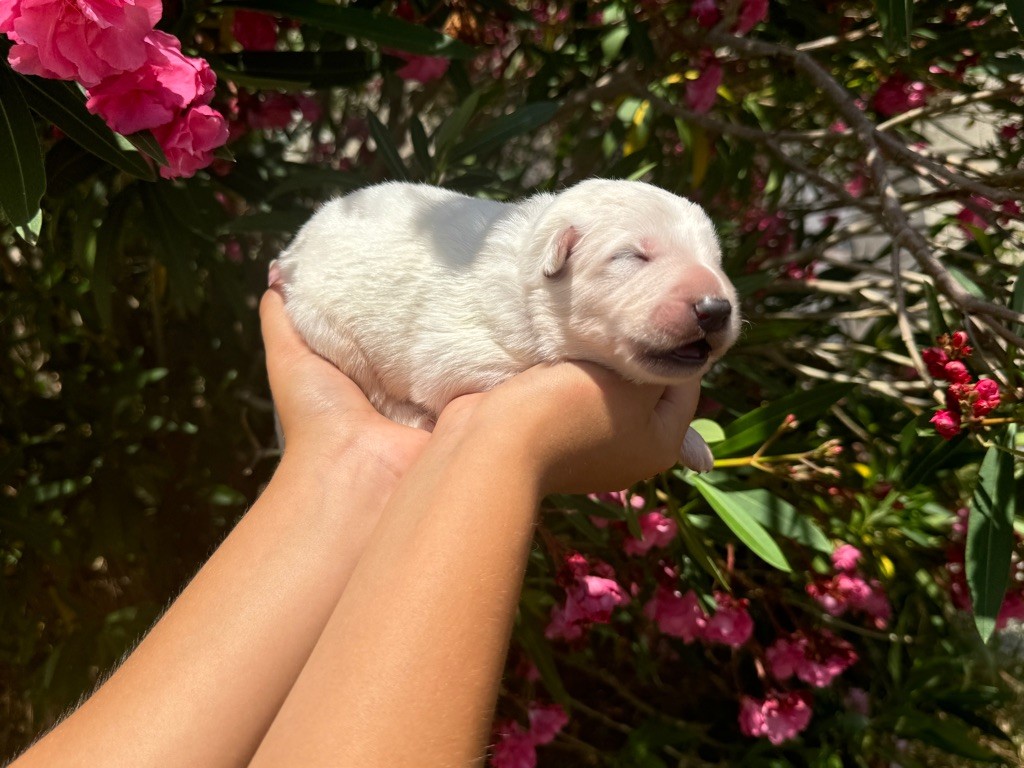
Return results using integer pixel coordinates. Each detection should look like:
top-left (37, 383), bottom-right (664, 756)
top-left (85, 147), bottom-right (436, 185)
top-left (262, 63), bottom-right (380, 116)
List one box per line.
top-left (2, 0), bottom-right (1023, 764)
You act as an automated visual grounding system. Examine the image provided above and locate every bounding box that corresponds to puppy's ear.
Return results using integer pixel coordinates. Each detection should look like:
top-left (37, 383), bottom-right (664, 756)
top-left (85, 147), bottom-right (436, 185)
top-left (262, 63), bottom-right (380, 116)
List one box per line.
top-left (541, 226), bottom-right (579, 278)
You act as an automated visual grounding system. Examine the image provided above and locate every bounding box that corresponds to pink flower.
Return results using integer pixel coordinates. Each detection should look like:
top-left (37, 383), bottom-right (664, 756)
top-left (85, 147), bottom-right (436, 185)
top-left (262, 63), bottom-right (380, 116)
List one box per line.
top-left (491, 723), bottom-right (536, 768)
top-left (690, 0), bottom-right (721, 28)
top-left (546, 555), bottom-right (629, 641)
top-left (921, 346), bottom-right (949, 378)
top-left (4, 0), bottom-right (162, 87)
top-left (644, 586), bottom-right (705, 642)
top-left (528, 703), bottom-right (568, 745)
top-left (831, 544), bottom-right (862, 573)
top-left (930, 409), bottom-right (962, 440)
top-left (766, 631), bottom-right (858, 687)
top-left (701, 592), bottom-right (754, 647)
top-left (84, 31), bottom-right (215, 135)
top-left (872, 73), bottom-right (930, 117)
top-left (232, 9), bottom-right (277, 51)
top-left (589, 490), bottom-right (646, 509)
top-left (623, 510), bottom-right (678, 555)
top-left (807, 573), bottom-right (889, 627)
top-left (152, 104), bottom-right (228, 179)
top-left (395, 54), bottom-right (449, 83)
top-left (972, 378), bottom-right (1000, 417)
top-left (942, 360), bottom-right (972, 384)
top-left (490, 703), bottom-right (568, 768)
top-left (734, 0), bottom-right (768, 34)
top-left (950, 330), bottom-right (969, 348)
top-left (686, 59), bottom-right (722, 114)
top-left (739, 691), bottom-right (813, 744)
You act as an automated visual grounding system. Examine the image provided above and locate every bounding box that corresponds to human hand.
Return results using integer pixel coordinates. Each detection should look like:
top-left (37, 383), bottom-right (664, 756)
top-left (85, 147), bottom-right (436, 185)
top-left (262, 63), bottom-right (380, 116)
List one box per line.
top-left (433, 362), bottom-right (701, 497)
top-left (260, 287), bottom-right (429, 481)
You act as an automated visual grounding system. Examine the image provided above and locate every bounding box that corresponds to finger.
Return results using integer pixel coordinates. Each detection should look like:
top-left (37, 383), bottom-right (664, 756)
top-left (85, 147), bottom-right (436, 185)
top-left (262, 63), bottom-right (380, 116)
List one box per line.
top-left (259, 288), bottom-right (310, 373)
top-left (653, 379), bottom-right (702, 443)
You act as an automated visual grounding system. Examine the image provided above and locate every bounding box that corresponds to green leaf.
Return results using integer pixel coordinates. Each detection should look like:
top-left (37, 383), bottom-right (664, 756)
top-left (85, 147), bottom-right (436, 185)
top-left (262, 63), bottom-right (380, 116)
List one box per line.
top-left (690, 475), bottom-right (792, 571)
top-left (1007, 0), bottom-right (1024, 35)
top-left (966, 428), bottom-right (1016, 642)
top-left (450, 102), bottom-right (559, 161)
top-left (896, 712), bottom-right (1002, 762)
top-left (212, 0), bottom-right (474, 58)
top-left (714, 382), bottom-right (854, 457)
top-left (877, 0), bottom-right (912, 51)
top-left (901, 429), bottom-right (976, 488)
top-left (690, 418), bottom-right (725, 444)
top-left (14, 209), bottom-right (43, 245)
top-left (433, 91), bottom-right (482, 160)
top-left (0, 63), bottom-right (46, 227)
top-left (222, 210), bottom-right (311, 234)
top-left (696, 475), bottom-right (831, 553)
top-left (16, 76), bottom-right (154, 180)
top-left (409, 116), bottom-right (433, 178)
top-left (367, 112), bottom-right (410, 181)
top-left (1011, 261), bottom-right (1024, 337)
top-left (124, 131), bottom-right (168, 166)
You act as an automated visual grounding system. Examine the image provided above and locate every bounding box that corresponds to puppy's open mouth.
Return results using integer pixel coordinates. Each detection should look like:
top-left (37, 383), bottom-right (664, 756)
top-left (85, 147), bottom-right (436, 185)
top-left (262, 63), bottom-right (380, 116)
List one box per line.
top-left (639, 339), bottom-right (712, 368)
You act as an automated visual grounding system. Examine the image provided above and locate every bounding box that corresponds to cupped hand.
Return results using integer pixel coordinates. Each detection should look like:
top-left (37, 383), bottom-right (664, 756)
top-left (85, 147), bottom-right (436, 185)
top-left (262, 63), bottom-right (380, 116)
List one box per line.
top-left (433, 361), bottom-right (702, 497)
top-left (260, 287), bottom-right (429, 481)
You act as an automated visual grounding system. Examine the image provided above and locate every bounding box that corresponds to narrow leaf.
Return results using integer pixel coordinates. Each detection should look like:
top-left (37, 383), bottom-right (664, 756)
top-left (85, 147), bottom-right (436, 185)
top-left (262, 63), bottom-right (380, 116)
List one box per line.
top-left (213, 0), bottom-right (474, 58)
top-left (367, 112), bottom-right (410, 181)
top-left (125, 130), bottom-right (168, 166)
top-left (433, 91), bottom-right (481, 160)
top-left (17, 77), bottom-right (154, 179)
top-left (0, 63), bottom-right (46, 226)
top-left (451, 102), bottom-right (559, 161)
top-left (1007, 0), bottom-right (1024, 36)
top-left (690, 475), bottom-right (792, 571)
top-left (714, 382), bottom-right (854, 457)
top-left (966, 428), bottom-right (1016, 642)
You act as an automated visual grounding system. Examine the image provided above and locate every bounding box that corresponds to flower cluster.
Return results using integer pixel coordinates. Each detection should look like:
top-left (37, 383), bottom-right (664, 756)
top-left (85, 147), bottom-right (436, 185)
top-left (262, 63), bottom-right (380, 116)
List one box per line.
top-left (645, 585), bottom-right (754, 647)
top-left (683, 0), bottom-right (768, 114)
top-left (806, 543), bottom-right (891, 629)
top-left (765, 629), bottom-right (858, 687)
top-left (871, 72), bottom-right (932, 117)
top-left (1, 0), bottom-right (228, 178)
top-left (491, 702), bottom-right (568, 768)
top-left (924, 331), bottom-right (1001, 440)
top-left (545, 553), bottom-right (630, 642)
top-left (738, 690), bottom-right (813, 745)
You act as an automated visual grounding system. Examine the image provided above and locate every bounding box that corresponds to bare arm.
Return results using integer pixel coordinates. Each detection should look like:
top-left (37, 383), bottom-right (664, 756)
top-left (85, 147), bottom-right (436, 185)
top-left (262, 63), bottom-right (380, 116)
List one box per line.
top-left (249, 363), bottom-right (702, 766)
top-left (11, 289), bottom-right (429, 768)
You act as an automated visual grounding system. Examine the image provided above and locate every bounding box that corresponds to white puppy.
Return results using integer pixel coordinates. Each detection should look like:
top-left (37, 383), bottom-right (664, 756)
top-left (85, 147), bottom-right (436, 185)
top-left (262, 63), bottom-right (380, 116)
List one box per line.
top-left (275, 179), bottom-right (739, 471)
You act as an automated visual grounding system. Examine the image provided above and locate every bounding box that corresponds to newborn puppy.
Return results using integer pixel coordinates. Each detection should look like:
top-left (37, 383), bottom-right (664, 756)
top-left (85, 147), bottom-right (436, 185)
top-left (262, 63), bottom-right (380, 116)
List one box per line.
top-left (275, 179), bottom-right (739, 471)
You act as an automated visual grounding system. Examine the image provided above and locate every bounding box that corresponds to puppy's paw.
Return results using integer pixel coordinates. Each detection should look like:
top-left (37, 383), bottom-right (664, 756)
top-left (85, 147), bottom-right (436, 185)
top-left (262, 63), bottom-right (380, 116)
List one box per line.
top-left (679, 426), bottom-right (715, 473)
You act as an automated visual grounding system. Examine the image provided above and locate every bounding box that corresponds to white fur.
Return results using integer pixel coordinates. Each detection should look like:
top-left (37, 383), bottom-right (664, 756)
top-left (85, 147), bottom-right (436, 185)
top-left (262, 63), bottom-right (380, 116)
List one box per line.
top-left (276, 179), bottom-right (739, 472)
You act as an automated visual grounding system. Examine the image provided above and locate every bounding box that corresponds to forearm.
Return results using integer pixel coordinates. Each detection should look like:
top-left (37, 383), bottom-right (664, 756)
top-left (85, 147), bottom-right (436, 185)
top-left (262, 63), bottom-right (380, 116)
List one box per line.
top-left (13, 446), bottom-right (392, 768)
top-left (249, 428), bottom-right (543, 767)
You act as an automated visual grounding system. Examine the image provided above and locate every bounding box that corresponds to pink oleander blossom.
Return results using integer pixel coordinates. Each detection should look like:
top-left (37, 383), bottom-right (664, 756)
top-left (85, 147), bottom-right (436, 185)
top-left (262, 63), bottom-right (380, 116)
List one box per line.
top-left (690, 0), bottom-right (720, 27)
top-left (528, 704), bottom-right (569, 745)
top-left (701, 593), bottom-right (754, 647)
top-left (490, 703), bottom-right (568, 768)
top-left (807, 573), bottom-right (890, 628)
top-left (872, 73), bottom-right (931, 117)
top-left (491, 722), bottom-right (537, 768)
top-left (831, 544), bottom-right (862, 573)
top-left (734, 0), bottom-right (768, 34)
top-left (943, 360), bottom-right (972, 384)
top-left (152, 104), bottom-right (228, 179)
top-left (623, 510), bottom-right (678, 555)
top-left (546, 555), bottom-right (629, 641)
top-left (644, 586), bottom-right (705, 642)
top-left (972, 378), bottom-right (1000, 417)
top-left (4, 0), bottom-right (162, 86)
top-left (766, 631), bottom-right (858, 687)
top-left (739, 691), bottom-right (813, 744)
top-left (232, 9), bottom-right (277, 51)
top-left (85, 30), bottom-right (215, 134)
top-left (395, 53), bottom-right (449, 83)
top-left (922, 346), bottom-right (950, 378)
top-left (686, 59), bottom-right (722, 114)
top-left (931, 409), bottom-right (962, 440)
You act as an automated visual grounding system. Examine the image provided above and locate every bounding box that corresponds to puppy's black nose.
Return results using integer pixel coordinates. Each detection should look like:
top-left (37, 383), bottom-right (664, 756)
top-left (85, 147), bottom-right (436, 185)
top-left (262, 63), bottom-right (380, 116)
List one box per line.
top-left (695, 298), bottom-right (732, 333)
